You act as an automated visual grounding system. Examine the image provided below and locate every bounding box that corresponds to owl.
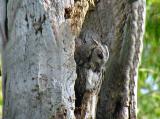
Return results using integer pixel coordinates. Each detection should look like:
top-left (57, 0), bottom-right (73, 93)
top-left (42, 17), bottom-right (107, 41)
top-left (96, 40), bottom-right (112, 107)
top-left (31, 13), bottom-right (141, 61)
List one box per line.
top-left (74, 30), bottom-right (109, 113)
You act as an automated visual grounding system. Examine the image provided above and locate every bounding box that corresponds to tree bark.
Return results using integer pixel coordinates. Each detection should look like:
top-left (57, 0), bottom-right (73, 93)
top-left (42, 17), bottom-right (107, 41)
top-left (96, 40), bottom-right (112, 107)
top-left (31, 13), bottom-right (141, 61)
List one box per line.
top-left (2, 0), bottom-right (77, 119)
top-left (0, 0), bottom-right (146, 119)
top-left (94, 0), bottom-right (146, 119)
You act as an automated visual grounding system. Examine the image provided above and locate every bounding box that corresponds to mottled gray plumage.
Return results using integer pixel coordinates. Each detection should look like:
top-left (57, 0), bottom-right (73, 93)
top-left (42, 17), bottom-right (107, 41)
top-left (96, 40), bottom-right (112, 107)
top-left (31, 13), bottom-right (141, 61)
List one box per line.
top-left (74, 30), bottom-right (109, 109)
top-left (75, 30), bottom-right (109, 71)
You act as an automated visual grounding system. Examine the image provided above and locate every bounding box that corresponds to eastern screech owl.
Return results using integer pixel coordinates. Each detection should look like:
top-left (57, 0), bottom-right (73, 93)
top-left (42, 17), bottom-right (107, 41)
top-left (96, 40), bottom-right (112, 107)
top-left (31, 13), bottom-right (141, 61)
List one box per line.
top-left (74, 30), bottom-right (109, 107)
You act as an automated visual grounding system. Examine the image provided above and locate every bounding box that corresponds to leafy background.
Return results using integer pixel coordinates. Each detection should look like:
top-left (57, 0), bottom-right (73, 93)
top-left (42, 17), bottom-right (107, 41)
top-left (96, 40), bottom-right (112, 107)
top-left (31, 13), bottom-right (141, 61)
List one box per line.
top-left (0, 0), bottom-right (159, 118)
top-left (138, 0), bottom-right (160, 118)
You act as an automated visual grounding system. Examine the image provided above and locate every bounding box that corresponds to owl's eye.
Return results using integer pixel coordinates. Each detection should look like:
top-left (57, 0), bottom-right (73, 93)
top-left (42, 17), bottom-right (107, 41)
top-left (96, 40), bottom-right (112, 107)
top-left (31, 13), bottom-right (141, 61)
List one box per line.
top-left (97, 52), bottom-right (103, 59)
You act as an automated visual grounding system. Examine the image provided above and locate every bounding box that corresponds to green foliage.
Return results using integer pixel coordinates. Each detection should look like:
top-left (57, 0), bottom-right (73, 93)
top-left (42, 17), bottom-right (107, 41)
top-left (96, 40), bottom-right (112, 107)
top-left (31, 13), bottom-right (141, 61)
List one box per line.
top-left (138, 0), bottom-right (160, 118)
top-left (0, 78), bottom-right (2, 116)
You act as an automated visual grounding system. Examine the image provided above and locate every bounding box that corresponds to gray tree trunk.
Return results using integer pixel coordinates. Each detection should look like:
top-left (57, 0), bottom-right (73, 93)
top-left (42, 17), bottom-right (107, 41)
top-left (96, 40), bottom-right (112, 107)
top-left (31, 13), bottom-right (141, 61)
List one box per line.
top-left (0, 0), bottom-right (146, 119)
top-left (1, 0), bottom-right (77, 119)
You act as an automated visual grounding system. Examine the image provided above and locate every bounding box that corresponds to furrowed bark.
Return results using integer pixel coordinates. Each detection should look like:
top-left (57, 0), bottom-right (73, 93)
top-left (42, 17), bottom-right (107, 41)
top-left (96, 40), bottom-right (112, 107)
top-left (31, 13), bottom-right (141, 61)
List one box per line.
top-left (76, 0), bottom-right (145, 119)
top-left (96, 0), bottom-right (146, 119)
top-left (129, 1), bottom-right (146, 118)
top-left (0, 0), bottom-right (7, 47)
top-left (2, 0), bottom-right (77, 119)
top-left (1, 0), bottom-right (146, 119)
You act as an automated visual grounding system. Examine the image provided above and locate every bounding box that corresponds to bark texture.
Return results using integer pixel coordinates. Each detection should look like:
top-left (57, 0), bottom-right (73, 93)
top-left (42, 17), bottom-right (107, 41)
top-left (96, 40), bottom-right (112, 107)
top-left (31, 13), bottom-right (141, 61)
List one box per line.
top-left (75, 0), bottom-right (146, 119)
top-left (94, 1), bottom-right (146, 119)
top-left (2, 0), bottom-right (77, 119)
top-left (0, 0), bottom-right (146, 119)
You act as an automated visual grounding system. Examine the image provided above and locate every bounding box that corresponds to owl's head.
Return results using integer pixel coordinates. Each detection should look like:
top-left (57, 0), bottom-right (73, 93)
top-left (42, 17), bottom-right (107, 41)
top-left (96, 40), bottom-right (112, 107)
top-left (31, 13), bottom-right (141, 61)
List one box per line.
top-left (90, 44), bottom-right (109, 72)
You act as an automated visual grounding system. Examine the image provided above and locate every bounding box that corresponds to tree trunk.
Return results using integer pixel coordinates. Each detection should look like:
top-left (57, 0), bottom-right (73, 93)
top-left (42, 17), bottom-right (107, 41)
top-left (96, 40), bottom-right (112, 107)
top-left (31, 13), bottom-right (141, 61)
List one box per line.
top-left (95, 1), bottom-right (146, 119)
top-left (1, 0), bottom-right (77, 119)
top-left (0, 0), bottom-right (146, 119)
